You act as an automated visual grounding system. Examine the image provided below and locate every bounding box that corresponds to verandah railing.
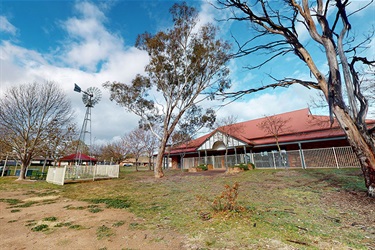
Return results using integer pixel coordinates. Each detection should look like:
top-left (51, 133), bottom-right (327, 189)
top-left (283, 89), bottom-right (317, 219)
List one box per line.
top-left (179, 146), bottom-right (360, 169)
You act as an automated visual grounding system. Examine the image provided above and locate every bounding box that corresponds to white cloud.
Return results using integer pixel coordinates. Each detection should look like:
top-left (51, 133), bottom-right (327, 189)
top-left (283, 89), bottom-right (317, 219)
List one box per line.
top-left (197, 1), bottom-right (216, 25)
top-left (214, 84), bottom-right (319, 122)
top-left (0, 16), bottom-right (17, 35)
top-left (0, 1), bottom-right (148, 144)
top-left (59, 2), bottom-right (124, 72)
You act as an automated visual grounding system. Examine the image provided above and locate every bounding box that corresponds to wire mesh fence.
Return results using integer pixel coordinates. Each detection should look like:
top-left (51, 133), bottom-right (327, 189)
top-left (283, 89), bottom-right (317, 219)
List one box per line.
top-left (179, 146), bottom-right (360, 169)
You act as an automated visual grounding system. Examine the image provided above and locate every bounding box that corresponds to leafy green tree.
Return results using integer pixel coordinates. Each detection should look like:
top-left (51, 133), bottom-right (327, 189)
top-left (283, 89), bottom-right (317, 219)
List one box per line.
top-left (104, 3), bottom-right (231, 178)
top-left (0, 82), bottom-right (75, 180)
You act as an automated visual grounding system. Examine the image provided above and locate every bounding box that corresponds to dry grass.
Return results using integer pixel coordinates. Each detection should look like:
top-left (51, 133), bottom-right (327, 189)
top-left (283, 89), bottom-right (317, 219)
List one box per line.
top-left (0, 167), bottom-right (374, 249)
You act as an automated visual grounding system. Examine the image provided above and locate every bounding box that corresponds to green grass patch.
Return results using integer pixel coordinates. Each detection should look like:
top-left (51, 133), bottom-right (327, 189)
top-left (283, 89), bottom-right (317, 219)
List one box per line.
top-left (43, 216), bottom-right (57, 222)
top-left (96, 225), bottom-right (114, 239)
top-left (10, 209), bottom-right (21, 213)
top-left (88, 198), bottom-right (132, 209)
top-left (54, 222), bottom-right (72, 228)
top-left (12, 201), bottom-right (37, 208)
top-left (0, 198), bottom-right (22, 205)
top-left (69, 224), bottom-right (84, 230)
top-left (31, 224), bottom-right (49, 232)
top-left (112, 220), bottom-right (125, 227)
top-left (87, 204), bottom-right (103, 213)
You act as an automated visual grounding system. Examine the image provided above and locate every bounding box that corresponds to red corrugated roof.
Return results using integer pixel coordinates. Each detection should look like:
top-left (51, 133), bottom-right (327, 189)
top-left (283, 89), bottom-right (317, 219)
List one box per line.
top-left (59, 153), bottom-right (97, 162)
top-left (168, 108), bottom-right (375, 154)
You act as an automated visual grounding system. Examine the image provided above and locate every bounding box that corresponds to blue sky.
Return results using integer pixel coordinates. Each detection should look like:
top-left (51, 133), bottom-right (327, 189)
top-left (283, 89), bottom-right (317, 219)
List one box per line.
top-left (1, 0), bottom-right (374, 144)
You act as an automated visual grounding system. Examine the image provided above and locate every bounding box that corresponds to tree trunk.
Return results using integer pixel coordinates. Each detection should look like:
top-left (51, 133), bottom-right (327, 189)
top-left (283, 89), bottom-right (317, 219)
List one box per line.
top-left (148, 157), bottom-right (152, 171)
top-left (333, 106), bottom-right (375, 197)
top-left (154, 136), bottom-right (168, 178)
top-left (17, 164), bottom-right (27, 180)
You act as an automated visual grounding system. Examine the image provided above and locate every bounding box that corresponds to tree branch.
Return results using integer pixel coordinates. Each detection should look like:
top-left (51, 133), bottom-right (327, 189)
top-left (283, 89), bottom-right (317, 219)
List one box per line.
top-left (219, 78), bottom-right (320, 101)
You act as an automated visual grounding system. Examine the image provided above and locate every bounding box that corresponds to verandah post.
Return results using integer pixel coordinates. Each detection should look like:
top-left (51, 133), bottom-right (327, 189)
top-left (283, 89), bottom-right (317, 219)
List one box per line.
top-left (332, 147), bottom-right (339, 169)
top-left (298, 143), bottom-right (306, 169)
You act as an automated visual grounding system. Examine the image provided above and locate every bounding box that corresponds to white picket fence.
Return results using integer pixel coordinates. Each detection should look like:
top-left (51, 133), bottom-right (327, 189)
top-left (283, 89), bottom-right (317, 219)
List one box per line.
top-left (47, 165), bottom-right (119, 185)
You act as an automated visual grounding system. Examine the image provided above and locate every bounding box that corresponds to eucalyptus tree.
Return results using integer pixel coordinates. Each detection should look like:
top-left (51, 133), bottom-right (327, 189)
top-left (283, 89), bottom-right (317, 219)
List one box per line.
top-left (104, 3), bottom-right (231, 178)
top-left (218, 0), bottom-right (375, 196)
top-left (0, 82), bottom-right (75, 180)
top-left (100, 141), bottom-right (127, 164)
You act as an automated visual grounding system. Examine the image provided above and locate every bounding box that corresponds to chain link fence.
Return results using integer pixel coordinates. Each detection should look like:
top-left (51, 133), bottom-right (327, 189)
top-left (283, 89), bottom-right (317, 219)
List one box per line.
top-left (179, 146), bottom-right (360, 169)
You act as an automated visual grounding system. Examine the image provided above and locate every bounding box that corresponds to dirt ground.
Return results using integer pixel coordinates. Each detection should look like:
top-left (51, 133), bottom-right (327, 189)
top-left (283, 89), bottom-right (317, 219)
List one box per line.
top-left (1, 171), bottom-right (374, 250)
top-left (0, 190), bottom-right (185, 250)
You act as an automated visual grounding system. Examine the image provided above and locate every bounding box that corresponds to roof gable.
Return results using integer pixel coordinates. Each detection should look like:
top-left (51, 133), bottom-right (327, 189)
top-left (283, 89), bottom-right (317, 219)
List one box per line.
top-left (198, 130), bottom-right (248, 151)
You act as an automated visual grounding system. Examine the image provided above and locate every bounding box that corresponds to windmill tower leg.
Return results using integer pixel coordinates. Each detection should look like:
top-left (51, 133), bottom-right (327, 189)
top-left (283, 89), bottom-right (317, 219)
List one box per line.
top-left (76, 105), bottom-right (92, 166)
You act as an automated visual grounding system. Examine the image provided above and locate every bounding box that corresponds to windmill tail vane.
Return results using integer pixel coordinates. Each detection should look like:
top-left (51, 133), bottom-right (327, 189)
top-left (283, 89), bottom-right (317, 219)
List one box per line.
top-left (74, 83), bottom-right (81, 93)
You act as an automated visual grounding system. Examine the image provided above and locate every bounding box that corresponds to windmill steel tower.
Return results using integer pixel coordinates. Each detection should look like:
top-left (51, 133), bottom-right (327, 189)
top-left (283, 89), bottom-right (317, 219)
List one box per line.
top-left (74, 83), bottom-right (102, 165)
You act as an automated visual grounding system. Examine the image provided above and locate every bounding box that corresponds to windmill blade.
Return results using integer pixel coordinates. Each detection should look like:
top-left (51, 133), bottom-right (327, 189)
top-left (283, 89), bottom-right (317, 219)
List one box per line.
top-left (82, 87), bottom-right (102, 107)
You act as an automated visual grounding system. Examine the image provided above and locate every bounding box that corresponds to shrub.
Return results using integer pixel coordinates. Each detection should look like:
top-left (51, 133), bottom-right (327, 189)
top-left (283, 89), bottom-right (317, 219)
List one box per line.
top-left (196, 164), bottom-right (208, 171)
top-left (211, 182), bottom-right (244, 212)
top-left (248, 162), bottom-right (255, 169)
top-left (230, 163), bottom-right (255, 170)
top-left (238, 163), bottom-right (249, 171)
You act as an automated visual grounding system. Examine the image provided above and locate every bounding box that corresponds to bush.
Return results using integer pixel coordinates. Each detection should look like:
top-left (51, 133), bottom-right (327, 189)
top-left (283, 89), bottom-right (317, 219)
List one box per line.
top-left (196, 164), bottom-right (208, 171)
top-left (211, 182), bottom-right (244, 212)
top-left (230, 163), bottom-right (255, 170)
top-left (248, 162), bottom-right (255, 169)
top-left (237, 163), bottom-right (249, 171)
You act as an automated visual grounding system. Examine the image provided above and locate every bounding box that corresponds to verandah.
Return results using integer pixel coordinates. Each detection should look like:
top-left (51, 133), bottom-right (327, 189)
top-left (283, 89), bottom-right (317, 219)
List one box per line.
top-left (172, 146), bottom-right (359, 170)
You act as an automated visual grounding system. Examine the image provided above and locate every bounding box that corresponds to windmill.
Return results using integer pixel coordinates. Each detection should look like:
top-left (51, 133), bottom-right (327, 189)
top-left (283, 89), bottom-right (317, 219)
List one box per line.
top-left (74, 83), bottom-right (102, 165)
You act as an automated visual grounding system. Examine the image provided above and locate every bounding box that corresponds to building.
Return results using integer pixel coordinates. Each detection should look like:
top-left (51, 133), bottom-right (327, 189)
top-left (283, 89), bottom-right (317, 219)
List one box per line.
top-left (59, 153), bottom-right (97, 166)
top-left (166, 108), bottom-right (375, 170)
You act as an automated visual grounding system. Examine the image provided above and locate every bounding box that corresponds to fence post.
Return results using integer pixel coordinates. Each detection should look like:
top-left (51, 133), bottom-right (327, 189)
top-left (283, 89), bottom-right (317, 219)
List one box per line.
top-left (92, 164), bottom-right (96, 181)
top-left (62, 165), bottom-right (67, 185)
top-left (250, 152), bottom-right (255, 166)
top-left (272, 151), bottom-right (276, 169)
top-left (332, 147), bottom-right (339, 169)
top-left (298, 143), bottom-right (306, 169)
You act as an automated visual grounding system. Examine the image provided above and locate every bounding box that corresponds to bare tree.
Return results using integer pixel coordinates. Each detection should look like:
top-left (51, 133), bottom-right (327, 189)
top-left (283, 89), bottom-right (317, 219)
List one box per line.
top-left (142, 128), bottom-right (159, 171)
top-left (100, 141), bottom-right (127, 164)
top-left (218, 0), bottom-right (375, 197)
top-left (39, 122), bottom-right (77, 166)
top-left (257, 115), bottom-right (293, 168)
top-left (0, 82), bottom-right (75, 180)
top-left (257, 115), bottom-right (292, 153)
top-left (104, 3), bottom-right (231, 178)
top-left (123, 128), bottom-right (148, 171)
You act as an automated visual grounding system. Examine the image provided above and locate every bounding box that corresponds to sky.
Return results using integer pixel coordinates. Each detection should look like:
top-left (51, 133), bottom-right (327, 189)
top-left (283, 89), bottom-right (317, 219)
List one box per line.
top-left (1, 0), bottom-right (374, 145)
